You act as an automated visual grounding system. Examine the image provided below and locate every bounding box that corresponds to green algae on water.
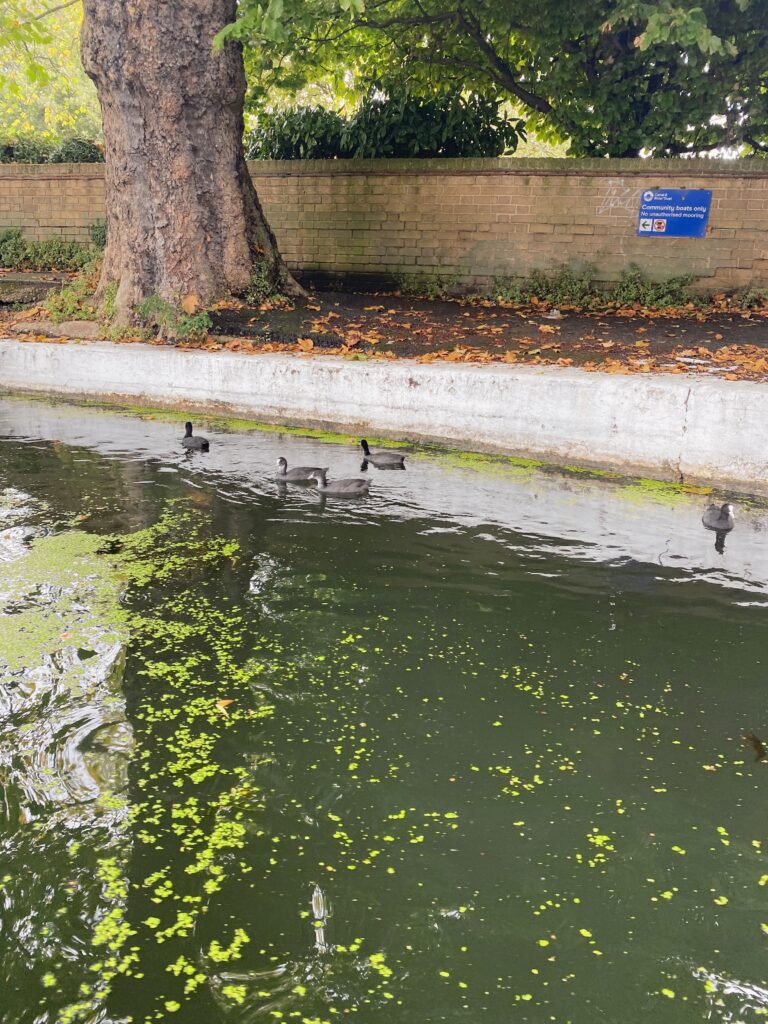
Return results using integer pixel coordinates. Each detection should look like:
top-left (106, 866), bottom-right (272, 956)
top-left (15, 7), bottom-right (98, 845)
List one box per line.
top-left (0, 530), bottom-right (128, 673)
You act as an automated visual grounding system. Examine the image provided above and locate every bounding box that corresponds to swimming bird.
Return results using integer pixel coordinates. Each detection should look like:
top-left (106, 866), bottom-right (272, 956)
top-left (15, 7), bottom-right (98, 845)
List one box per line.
top-left (182, 421), bottom-right (209, 451)
top-left (360, 439), bottom-right (406, 467)
top-left (275, 457), bottom-right (328, 483)
top-left (702, 502), bottom-right (735, 533)
top-left (309, 469), bottom-right (371, 496)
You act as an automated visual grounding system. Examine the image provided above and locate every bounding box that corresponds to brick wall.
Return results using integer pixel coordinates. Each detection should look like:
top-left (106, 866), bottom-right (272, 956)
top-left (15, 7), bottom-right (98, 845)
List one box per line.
top-left (0, 164), bottom-right (105, 245)
top-left (1, 158), bottom-right (767, 290)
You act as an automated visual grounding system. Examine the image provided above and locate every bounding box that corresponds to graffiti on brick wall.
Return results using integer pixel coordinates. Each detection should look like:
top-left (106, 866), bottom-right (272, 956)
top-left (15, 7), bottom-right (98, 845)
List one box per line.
top-left (596, 178), bottom-right (637, 216)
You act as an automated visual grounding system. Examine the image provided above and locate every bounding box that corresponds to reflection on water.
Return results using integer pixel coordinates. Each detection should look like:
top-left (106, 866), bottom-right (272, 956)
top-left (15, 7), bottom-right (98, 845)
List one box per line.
top-left (0, 486), bottom-right (133, 1024)
top-left (361, 460), bottom-right (407, 472)
top-left (3, 397), bottom-right (768, 594)
top-left (1, 397), bottom-right (768, 1023)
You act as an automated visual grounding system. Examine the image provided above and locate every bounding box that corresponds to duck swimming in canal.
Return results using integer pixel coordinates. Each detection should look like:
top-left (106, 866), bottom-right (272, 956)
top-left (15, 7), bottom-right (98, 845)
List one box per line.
top-left (702, 502), bottom-right (734, 555)
top-left (275, 457), bottom-right (328, 483)
top-left (702, 502), bottom-right (735, 533)
top-left (181, 421), bottom-right (209, 451)
top-left (308, 469), bottom-right (371, 496)
top-left (360, 439), bottom-right (406, 468)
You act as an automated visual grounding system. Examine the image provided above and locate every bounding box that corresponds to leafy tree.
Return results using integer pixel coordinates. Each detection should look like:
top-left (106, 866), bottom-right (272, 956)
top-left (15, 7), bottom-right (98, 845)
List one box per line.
top-left (0, 0), bottom-right (72, 85)
top-left (0, 2), bottom-right (100, 150)
top-left (229, 0), bottom-right (768, 157)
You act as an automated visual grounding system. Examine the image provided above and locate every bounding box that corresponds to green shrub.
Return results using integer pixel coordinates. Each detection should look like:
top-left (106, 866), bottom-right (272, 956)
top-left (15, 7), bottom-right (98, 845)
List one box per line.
top-left (490, 265), bottom-right (598, 306)
top-left (106, 323), bottom-right (153, 342)
top-left (0, 136), bottom-right (103, 164)
top-left (0, 138), bottom-right (54, 163)
top-left (246, 107), bottom-right (345, 160)
top-left (102, 280), bottom-right (118, 322)
top-left (734, 286), bottom-right (768, 309)
top-left (0, 230), bottom-right (28, 268)
top-left (0, 228), bottom-right (95, 272)
top-left (89, 220), bottom-right (107, 249)
top-left (395, 272), bottom-right (459, 299)
top-left (135, 295), bottom-right (212, 341)
top-left (489, 263), bottom-right (699, 310)
top-left (523, 266), bottom-right (597, 306)
top-left (43, 259), bottom-right (102, 322)
top-left (609, 265), bottom-right (697, 308)
top-left (246, 91), bottom-right (525, 160)
top-left (245, 260), bottom-right (282, 303)
top-left (491, 276), bottom-right (526, 304)
top-left (27, 238), bottom-right (94, 272)
top-left (343, 91), bottom-right (524, 159)
top-left (49, 138), bottom-right (104, 163)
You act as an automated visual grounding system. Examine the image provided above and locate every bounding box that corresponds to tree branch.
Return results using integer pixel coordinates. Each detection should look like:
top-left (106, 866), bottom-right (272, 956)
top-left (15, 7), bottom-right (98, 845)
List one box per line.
top-left (455, 8), bottom-right (552, 113)
top-left (358, 10), bottom-right (458, 30)
top-left (15, 0), bottom-right (78, 28)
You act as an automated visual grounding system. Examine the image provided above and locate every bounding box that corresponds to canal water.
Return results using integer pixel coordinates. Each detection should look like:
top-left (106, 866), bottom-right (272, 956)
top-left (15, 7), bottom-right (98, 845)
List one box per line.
top-left (1, 396), bottom-right (768, 1024)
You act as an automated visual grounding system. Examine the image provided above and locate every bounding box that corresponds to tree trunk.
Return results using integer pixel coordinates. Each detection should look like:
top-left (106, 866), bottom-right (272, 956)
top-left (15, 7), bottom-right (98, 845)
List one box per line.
top-left (80, 0), bottom-right (303, 326)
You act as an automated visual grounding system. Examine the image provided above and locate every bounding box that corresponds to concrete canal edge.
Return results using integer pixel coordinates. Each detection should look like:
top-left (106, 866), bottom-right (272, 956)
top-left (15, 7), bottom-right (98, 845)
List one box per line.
top-left (1, 338), bottom-right (766, 495)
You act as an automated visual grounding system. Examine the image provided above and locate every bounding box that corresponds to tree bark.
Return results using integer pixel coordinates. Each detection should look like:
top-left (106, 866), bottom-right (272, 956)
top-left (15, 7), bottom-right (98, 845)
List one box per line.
top-left (80, 0), bottom-right (303, 326)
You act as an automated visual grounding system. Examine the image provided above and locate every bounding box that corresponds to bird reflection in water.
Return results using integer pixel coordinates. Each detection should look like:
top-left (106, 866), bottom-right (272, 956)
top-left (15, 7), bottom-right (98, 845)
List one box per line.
top-left (361, 459), bottom-right (406, 472)
top-left (743, 729), bottom-right (767, 762)
top-left (311, 883), bottom-right (331, 953)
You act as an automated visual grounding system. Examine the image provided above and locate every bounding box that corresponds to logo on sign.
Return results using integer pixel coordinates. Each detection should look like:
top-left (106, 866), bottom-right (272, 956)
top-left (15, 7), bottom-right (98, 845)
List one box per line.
top-left (642, 190), bottom-right (655, 202)
top-left (653, 219), bottom-right (667, 233)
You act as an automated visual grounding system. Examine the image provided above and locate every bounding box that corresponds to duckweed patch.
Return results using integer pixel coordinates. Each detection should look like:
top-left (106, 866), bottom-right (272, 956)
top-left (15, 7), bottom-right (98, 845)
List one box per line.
top-left (0, 530), bottom-right (127, 672)
top-left (1, 500), bottom-right (278, 1022)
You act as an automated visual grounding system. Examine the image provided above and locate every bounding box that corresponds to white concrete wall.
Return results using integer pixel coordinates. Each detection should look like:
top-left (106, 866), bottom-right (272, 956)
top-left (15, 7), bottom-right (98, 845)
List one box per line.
top-left (1, 339), bottom-right (767, 494)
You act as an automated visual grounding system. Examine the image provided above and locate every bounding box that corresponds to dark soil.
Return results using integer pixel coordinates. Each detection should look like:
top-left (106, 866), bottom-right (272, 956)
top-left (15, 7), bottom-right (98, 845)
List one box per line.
top-left (3, 277), bottom-right (767, 378)
top-left (210, 289), bottom-right (768, 366)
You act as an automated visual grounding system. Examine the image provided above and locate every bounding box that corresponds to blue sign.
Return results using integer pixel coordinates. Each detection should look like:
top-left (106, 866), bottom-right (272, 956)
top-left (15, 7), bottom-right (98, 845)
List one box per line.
top-left (637, 188), bottom-right (712, 238)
